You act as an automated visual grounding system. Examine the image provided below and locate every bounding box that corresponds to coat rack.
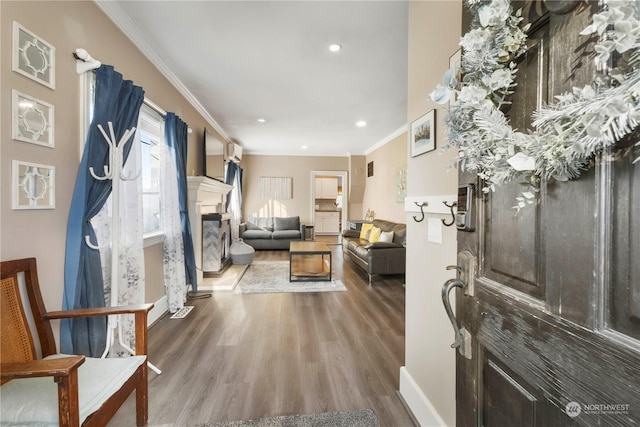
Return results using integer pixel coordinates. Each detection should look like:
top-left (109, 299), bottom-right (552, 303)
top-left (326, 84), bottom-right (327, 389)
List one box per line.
top-left (84, 122), bottom-right (161, 374)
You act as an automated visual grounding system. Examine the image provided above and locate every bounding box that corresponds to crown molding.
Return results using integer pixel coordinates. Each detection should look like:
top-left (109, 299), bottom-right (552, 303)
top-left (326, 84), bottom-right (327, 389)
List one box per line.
top-left (364, 124), bottom-right (408, 155)
top-left (94, 0), bottom-right (231, 142)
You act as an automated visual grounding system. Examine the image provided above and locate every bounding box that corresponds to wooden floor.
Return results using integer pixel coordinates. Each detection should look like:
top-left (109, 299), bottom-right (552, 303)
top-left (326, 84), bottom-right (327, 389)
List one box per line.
top-left (108, 245), bottom-right (414, 426)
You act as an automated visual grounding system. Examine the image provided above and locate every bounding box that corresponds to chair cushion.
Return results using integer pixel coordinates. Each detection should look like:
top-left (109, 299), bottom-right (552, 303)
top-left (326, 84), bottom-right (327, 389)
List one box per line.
top-left (272, 230), bottom-right (301, 240)
top-left (273, 216), bottom-right (300, 231)
top-left (242, 229), bottom-right (273, 239)
top-left (0, 354), bottom-right (145, 426)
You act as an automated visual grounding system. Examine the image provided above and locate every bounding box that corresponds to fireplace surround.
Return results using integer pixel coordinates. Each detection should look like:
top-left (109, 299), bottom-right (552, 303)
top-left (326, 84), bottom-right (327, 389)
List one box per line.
top-left (187, 176), bottom-right (233, 288)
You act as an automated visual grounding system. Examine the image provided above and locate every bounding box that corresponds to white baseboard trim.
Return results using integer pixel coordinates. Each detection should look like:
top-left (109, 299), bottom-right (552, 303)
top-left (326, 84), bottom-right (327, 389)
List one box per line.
top-left (148, 295), bottom-right (168, 327)
top-left (399, 366), bottom-right (449, 427)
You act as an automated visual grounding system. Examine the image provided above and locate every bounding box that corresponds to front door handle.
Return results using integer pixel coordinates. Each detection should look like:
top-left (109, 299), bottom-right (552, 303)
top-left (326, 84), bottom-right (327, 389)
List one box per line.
top-left (442, 278), bottom-right (464, 349)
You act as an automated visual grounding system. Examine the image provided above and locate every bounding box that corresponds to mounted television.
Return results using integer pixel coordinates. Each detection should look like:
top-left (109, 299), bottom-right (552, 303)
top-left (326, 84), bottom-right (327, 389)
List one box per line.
top-left (203, 128), bottom-right (226, 182)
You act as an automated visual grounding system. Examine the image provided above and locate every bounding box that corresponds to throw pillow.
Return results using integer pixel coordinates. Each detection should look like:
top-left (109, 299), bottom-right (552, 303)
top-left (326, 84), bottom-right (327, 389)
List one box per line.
top-left (247, 217), bottom-right (274, 231)
top-left (274, 216), bottom-right (300, 231)
top-left (359, 223), bottom-right (374, 240)
top-left (378, 230), bottom-right (395, 243)
top-left (368, 226), bottom-right (382, 243)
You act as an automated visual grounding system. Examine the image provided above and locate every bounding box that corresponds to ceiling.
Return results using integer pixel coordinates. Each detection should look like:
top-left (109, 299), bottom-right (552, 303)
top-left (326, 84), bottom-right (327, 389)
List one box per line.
top-left (97, 1), bottom-right (409, 156)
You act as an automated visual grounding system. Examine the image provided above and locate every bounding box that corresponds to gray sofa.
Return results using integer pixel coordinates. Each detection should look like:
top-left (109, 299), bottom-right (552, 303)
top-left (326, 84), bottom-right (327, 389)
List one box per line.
top-left (239, 216), bottom-right (306, 250)
top-left (342, 219), bottom-right (406, 284)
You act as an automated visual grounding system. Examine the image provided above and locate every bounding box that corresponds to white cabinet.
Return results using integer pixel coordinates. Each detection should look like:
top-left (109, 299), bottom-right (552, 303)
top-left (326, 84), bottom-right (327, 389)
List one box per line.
top-left (315, 177), bottom-right (338, 199)
top-left (315, 211), bottom-right (340, 234)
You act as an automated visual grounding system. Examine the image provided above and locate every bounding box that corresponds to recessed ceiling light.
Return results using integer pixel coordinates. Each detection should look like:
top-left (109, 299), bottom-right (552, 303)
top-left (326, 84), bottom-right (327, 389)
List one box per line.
top-left (257, 118), bottom-right (266, 123)
top-left (356, 120), bottom-right (367, 127)
top-left (329, 43), bottom-right (342, 52)
top-left (301, 145), bottom-right (308, 150)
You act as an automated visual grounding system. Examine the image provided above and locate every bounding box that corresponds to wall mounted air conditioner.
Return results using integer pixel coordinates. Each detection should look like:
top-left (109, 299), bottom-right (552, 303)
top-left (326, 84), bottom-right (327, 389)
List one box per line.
top-left (226, 142), bottom-right (243, 164)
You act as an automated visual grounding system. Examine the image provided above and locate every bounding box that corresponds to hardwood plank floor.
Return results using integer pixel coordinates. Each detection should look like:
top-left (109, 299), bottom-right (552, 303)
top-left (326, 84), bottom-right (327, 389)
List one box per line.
top-left (108, 246), bottom-right (415, 426)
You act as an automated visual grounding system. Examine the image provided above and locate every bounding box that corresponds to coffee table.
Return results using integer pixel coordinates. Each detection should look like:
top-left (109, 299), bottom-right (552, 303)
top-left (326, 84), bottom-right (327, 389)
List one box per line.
top-left (289, 241), bottom-right (332, 282)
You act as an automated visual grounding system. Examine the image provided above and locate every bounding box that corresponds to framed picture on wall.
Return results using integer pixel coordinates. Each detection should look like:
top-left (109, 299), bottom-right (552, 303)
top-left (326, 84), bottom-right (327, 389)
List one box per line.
top-left (410, 109), bottom-right (435, 157)
top-left (12, 90), bottom-right (55, 148)
top-left (12, 160), bottom-right (55, 209)
top-left (12, 22), bottom-right (56, 89)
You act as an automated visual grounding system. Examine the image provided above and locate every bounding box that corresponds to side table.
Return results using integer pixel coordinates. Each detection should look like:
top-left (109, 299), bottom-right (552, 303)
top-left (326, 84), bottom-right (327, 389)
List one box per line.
top-left (305, 224), bottom-right (315, 241)
top-left (346, 220), bottom-right (368, 231)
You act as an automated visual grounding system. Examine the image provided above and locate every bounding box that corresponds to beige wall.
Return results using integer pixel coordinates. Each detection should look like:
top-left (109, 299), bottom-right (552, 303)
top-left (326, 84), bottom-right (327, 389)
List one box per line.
top-left (241, 155), bottom-right (348, 224)
top-left (347, 155), bottom-right (366, 219)
top-left (402, 1), bottom-right (462, 426)
top-left (362, 132), bottom-right (407, 224)
top-left (1, 2), bottom-right (219, 324)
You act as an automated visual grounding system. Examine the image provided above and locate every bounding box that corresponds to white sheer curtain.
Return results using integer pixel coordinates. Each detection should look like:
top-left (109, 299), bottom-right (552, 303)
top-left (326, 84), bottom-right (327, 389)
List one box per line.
top-left (229, 176), bottom-right (242, 242)
top-left (93, 129), bottom-right (145, 356)
top-left (226, 162), bottom-right (243, 242)
top-left (159, 132), bottom-right (187, 313)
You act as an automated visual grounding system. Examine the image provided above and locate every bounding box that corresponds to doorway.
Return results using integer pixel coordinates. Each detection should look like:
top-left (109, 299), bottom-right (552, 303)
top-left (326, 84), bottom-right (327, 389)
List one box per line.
top-left (310, 170), bottom-right (348, 236)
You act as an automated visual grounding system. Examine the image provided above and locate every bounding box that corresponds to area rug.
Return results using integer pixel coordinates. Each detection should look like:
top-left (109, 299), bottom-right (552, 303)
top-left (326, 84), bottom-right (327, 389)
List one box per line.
top-left (233, 261), bottom-right (347, 294)
top-left (196, 409), bottom-right (379, 427)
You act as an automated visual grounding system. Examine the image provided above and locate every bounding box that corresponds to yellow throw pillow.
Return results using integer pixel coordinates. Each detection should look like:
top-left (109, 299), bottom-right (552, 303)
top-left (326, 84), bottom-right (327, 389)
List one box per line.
top-left (359, 223), bottom-right (374, 240)
top-left (368, 226), bottom-right (382, 243)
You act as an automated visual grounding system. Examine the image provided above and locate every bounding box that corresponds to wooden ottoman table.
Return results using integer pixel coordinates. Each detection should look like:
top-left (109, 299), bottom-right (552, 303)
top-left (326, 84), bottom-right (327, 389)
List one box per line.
top-left (289, 241), bottom-right (332, 282)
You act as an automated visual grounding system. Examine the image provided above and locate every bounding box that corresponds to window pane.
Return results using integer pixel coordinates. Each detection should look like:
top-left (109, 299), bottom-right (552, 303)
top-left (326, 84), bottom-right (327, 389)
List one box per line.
top-left (138, 110), bottom-right (163, 236)
top-left (142, 193), bottom-right (161, 233)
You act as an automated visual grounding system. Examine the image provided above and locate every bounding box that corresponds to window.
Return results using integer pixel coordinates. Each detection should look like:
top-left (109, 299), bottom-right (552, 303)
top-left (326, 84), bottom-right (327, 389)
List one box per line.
top-left (83, 76), bottom-right (166, 246)
top-left (136, 105), bottom-right (164, 237)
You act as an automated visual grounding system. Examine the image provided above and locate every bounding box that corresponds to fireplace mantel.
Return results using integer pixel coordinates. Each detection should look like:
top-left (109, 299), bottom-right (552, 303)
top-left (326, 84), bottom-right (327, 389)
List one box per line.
top-left (187, 176), bottom-right (233, 197)
top-left (187, 176), bottom-right (233, 288)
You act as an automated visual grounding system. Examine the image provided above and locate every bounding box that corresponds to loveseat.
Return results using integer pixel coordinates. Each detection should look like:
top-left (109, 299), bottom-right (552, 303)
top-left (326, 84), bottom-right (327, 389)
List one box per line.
top-left (239, 216), bottom-right (306, 250)
top-left (342, 219), bottom-right (406, 284)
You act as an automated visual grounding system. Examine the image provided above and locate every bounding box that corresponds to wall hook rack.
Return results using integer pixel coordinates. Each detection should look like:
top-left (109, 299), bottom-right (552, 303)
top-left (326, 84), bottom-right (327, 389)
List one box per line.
top-left (412, 201), bottom-right (427, 222)
top-left (442, 201), bottom-right (457, 227)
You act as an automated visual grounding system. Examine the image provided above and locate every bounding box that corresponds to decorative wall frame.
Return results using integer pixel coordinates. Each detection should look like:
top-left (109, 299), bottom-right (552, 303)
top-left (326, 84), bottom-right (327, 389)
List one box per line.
top-left (448, 49), bottom-right (462, 107)
top-left (259, 176), bottom-right (292, 199)
top-left (367, 161), bottom-right (374, 177)
top-left (12, 90), bottom-right (54, 148)
top-left (410, 109), bottom-right (436, 157)
top-left (395, 165), bottom-right (407, 202)
top-left (12, 160), bottom-right (55, 210)
top-left (12, 22), bottom-right (55, 89)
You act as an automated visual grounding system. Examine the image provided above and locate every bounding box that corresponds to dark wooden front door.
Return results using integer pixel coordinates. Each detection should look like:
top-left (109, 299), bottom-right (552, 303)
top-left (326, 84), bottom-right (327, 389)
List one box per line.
top-left (452, 2), bottom-right (640, 426)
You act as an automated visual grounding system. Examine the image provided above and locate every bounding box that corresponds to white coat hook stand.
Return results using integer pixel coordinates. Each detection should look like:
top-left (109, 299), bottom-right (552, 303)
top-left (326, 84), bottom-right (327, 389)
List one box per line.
top-left (84, 121), bottom-right (161, 375)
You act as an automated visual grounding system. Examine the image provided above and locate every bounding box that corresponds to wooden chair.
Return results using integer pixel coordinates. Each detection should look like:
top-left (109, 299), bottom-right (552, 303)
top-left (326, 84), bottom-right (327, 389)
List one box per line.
top-left (0, 258), bottom-right (153, 426)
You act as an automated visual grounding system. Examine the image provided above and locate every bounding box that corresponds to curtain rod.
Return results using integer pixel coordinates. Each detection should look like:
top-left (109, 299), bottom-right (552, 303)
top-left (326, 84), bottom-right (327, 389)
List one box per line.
top-left (144, 98), bottom-right (166, 116)
top-left (74, 48), bottom-right (192, 133)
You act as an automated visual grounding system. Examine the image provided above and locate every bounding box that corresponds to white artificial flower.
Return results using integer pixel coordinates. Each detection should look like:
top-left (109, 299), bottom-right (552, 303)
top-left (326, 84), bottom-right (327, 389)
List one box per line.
top-left (507, 152), bottom-right (536, 171)
top-left (482, 68), bottom-right (513, 91)
top-left (458, 86), bottom-right (489, 106)
top-left (555, 92), bottom-right (575, 104)
top-left (430, 85), bottom-right (453, 104)
top-left (442, 67), bottom-right (458, 87)
top-left (604, 97), bottom-right (628, 116)
top-left (586, 124), bottom-right (603, 138)
top-left (594, 40), bottom-right (615, 62)
top-left (580, 12), bottom-right (609, 35)
top-left (460, 28), bottom-right (492, 53)
top-left (573, 85), bottom-right (596, 100)
top-left (613, 21), bottom-right (637, 52)
top-left (478, 0), bottom-right (511, 28)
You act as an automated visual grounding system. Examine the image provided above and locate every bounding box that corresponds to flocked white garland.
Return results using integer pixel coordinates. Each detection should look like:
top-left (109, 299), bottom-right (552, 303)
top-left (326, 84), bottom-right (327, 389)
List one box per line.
top-left (431, 0), bottom-right (640, 209)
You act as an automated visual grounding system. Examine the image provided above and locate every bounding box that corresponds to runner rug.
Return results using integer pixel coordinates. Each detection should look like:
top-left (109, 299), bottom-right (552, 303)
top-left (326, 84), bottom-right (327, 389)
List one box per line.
top-left (196, 409), bottom-right (378, 427)
top-left (233, 260), bottom-right (347, 294)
